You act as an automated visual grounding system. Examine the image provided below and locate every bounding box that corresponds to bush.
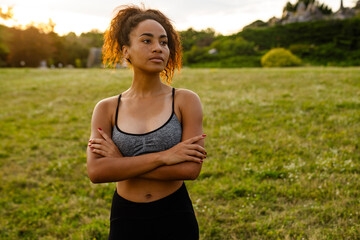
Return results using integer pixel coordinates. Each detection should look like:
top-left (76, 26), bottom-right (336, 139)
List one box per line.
top-left (187, 56), bottom-right (261, 68)
top-left (261, 48), bottom-right (302, 67)
top-left (210, 37), bottom-right (256, 56)
top-left (75, 58), bottom-right (82, 68)
top-left (289, 44), bottom-right (315, 58)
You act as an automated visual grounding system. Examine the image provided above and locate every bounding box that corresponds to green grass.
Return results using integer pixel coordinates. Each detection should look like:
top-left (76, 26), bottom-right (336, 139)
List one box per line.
top-left (1, 67), bottom-right (359, 239)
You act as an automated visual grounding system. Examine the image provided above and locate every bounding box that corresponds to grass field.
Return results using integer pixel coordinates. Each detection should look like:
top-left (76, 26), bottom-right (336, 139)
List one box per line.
top-left (0, 67), bottom-right (359, 239)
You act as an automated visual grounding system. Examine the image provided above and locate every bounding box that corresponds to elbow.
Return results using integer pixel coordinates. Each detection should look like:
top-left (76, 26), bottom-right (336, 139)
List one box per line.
top-left (180, 162), bottom-right (202, 180)
top-left (89, 176), bottom-right (101, 184)
top-left (187, 167), bottom-right (201, 180)
top-left (88, 169), bottom-right (101, 184)
top-left (87, 157), bottom-right (109, 183)
top-left (189, 172), bottom-right (200, 180)
top-left (87, 164), bottom-right (105, 184)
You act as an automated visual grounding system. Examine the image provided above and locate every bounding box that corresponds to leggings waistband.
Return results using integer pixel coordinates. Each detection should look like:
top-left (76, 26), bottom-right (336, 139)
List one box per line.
top-left (110, 183), bottom-right (194, 221)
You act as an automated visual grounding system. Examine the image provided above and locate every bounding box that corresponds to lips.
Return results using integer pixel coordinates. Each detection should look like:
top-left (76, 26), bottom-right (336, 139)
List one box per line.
top-left (149, 56), bottom-right (164, 62)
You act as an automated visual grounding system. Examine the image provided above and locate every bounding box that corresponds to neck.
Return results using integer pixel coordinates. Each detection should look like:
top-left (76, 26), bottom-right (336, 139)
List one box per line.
top-left (127, 69), bottom-right (165, 98)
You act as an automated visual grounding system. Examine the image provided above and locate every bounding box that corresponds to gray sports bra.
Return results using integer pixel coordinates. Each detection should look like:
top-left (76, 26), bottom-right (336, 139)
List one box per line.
top-left (112, 88), bottom-right (182, 157)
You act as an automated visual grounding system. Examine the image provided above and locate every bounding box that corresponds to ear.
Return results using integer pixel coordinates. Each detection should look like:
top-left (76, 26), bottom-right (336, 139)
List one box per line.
top-left (122, 45), bottom-right (129, 59)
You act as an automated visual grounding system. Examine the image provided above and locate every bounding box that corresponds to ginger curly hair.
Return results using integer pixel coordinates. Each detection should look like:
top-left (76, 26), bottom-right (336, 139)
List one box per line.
top-left (102, 5), bottom-right (182, 84)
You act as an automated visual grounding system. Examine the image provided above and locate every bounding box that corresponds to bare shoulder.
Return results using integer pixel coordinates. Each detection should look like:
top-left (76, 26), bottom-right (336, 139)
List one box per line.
top-left (91, 95), bottom-right (120, 126)
top-left (175, 88), bottom-right (202, 106)
top-left (93, 95), bottom-right (119, 112)
top-left (175, 89), bottom-right (203, 140)
top-left (175, 88), bottom-right (202, 124)
top-left (90, 95), bottom-right (120, 137)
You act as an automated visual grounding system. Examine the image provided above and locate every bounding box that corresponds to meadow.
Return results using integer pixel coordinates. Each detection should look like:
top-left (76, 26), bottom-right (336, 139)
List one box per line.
top-left (0, 67), bottom-right (359, 239)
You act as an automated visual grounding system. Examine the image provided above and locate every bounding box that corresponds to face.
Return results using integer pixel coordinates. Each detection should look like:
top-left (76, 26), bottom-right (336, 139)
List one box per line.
top-left (123, 19), bottom-right (170, 74)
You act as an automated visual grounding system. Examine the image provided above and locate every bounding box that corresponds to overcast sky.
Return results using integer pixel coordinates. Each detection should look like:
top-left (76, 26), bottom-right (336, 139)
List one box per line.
top-left (0, 0), bottom-right (355, 35)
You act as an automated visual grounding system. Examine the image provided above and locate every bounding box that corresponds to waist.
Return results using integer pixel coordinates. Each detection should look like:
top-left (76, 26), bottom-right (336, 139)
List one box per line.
top-left (116, 179), bottom-right (183, 203)
top-left (111, 181), bottom-right (194, 221)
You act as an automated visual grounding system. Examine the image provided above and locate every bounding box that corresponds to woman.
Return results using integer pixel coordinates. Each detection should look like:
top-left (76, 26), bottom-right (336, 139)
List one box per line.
top-left (86, 5), bottom-right (206, 240)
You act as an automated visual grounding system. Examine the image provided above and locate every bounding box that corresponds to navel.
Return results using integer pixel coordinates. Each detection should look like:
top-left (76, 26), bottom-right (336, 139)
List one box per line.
top-left (145, 193), bottom-right (152, 199)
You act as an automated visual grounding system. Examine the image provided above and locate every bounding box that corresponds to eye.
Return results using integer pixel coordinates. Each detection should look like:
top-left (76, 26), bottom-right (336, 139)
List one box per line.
top-left (142, 39), bottom-right (151, 44)
top-left (160, 40), bottom-right (168, 46)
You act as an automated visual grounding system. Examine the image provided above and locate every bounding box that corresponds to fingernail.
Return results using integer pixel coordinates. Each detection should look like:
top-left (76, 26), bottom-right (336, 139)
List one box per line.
top-left (202, 134), bottom-right (206, 137)
top-left (89, 140), bottom-right (91, 142)
top-left (200, 160), bottom-right (203, 163)
top-left (205, 152), bottom-right (207, 155)
top-left (98, 128), bottom-right (102, 131)
top-left (88, 144), bottom-right (91, 146)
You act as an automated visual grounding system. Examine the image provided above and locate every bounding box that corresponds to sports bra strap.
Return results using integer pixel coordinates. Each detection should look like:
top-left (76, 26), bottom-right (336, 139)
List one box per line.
top-left (172, 88), bottom-right (175, 113)
top-left (115, 94), bottom-right (122, 125)
top-left (115, 88), bottom-right (174, 125)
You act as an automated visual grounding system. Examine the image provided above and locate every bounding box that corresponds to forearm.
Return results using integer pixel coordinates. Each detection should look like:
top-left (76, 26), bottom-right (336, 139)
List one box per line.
top-left (137, 162), bottom-right (202, 181)
top-left (87, 150), bottom-right (164, 183)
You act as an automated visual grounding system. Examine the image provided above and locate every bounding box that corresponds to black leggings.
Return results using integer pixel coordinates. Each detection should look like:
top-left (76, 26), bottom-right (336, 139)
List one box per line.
top-left (108, 183), bottom-right (199, 240)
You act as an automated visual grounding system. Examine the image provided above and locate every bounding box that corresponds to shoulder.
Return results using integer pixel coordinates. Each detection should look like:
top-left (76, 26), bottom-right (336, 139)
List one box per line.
top-left (93, 95), bottom-right (119, 111)
top-left (175, 88), bottom-right (202, 106)
top-left (92, 95), bottom-right (119, 121)
top-left (174, 88), bottom-right (202, 123)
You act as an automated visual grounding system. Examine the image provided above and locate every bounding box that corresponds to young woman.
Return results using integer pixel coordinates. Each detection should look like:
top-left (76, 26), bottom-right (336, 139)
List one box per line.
top-left (86, 5), bottom-right (206, 240)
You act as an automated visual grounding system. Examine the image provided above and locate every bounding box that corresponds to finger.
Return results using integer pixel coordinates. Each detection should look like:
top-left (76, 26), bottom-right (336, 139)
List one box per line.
top-left (184, 134), bottom-right (206, 144)
top-left (90, 138), bottom-right (105, 144)
top-left (186, 156), bottom-right (203, 164)
top-left (89, 143), bottom-right (108, 151)
top-left (90, 148), bottom-right (107, 157)
top-left (97, 128), bottom-right (113, 143)
top-left (188, 144), bottom-right (207, 155)
top-left (187, 150), bottom-right (206, 159)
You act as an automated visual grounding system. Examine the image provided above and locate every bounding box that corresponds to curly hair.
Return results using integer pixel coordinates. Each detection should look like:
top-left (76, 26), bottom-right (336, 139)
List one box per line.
top-left (102, 5), bottom-right (182, 84)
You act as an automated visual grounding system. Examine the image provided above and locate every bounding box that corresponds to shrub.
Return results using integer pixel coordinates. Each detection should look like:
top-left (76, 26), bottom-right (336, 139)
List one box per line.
top-left (75, 58), bottom-right (82, 68)
top-left (261, 48), bottom-right (302, 67)
top-left (187, 56), bottom-right (261, 68)
top-left (289, 44), bottom-right (315, 58)
top-left (210, 37), bottom-right (256, 56)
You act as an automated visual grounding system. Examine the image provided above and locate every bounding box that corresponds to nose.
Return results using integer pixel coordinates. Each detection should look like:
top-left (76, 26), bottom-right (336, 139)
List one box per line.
top-left (152, 42), bottom-right (162, 53)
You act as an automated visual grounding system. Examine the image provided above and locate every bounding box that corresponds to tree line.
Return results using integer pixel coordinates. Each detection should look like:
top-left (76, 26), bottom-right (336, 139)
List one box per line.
top-left (1, 0), bottom-right (360, 68)
top-left (0, 23), bottom-right (103, 67)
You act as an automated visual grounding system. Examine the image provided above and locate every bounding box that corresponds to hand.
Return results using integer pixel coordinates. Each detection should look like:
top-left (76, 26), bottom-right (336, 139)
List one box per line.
top-left (88, 128), bottom-right (123, 158)
top-left (161, 134), bottom-right (207, 165)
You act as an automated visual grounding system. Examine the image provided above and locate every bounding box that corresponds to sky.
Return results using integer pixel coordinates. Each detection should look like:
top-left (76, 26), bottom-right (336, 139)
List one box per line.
top-left (0, 0), bottom-right (356, 36)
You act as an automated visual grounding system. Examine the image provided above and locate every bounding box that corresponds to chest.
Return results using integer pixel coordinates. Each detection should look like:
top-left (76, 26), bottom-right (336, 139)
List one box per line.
top-left (116, 95), bottom-right (173, 134)
top-left (112, 114), bottom-right (182, 157)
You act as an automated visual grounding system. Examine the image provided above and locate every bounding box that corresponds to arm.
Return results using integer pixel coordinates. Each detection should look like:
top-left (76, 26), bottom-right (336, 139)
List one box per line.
top-left (86, 98), bottom-right (205, 183)
top-left (87, 99), bottom-right (163, 183)
top-left (136, 89), bottom-right (205, 181)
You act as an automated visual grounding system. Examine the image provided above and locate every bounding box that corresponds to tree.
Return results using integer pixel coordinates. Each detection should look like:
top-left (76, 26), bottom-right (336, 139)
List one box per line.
top-left (243, 20), bottom-right (268, 30)
top-left (0, 6), bottom-right (13, 66)
top-left (179, 28), bottom-right (216, 51)
top-left (80, 29), bottom-right (104, 48)
top-left (210, 37), bottom-right (255, 56)
top-left (0, 6), bottom-right (13, 20)
top-left (283, 0), bottom-right (332, 15)
top-left (37, 18), bottom-right (56, 34)
top-left (283, 2), bottom-right (296, 12)
top-left (7, 26), bottom-right (55, 67)
top-left (0, 25), bottom-right (10, 66)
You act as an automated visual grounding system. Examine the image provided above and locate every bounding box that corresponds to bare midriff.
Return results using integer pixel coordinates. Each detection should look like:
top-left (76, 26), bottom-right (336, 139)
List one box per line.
top-left (116, 179), bottom-right (183, 203)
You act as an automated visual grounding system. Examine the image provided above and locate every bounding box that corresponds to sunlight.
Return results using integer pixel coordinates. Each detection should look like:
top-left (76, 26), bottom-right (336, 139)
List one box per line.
top-left (0, 4), bottom-right (108, 35)
top-left (0, 0), bottom-right (358, 36)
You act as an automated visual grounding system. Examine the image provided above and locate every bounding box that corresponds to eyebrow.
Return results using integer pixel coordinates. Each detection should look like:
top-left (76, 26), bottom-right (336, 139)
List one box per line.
top-left (139, 33), bottom-right (168, 38)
